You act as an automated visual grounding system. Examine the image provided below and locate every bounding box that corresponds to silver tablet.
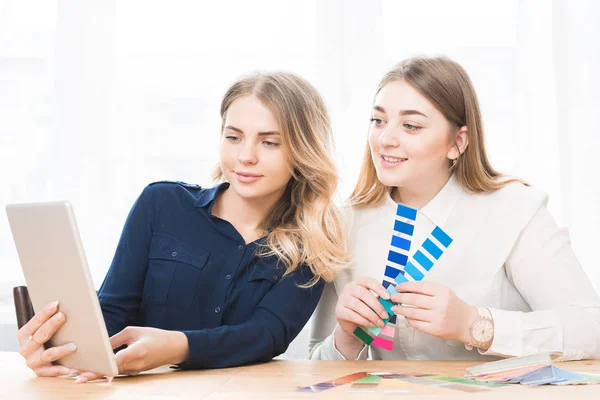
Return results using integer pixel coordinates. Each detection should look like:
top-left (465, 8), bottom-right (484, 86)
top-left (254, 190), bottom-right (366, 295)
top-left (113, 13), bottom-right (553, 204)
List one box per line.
top-left (6, 201), bottom-right (119, 376)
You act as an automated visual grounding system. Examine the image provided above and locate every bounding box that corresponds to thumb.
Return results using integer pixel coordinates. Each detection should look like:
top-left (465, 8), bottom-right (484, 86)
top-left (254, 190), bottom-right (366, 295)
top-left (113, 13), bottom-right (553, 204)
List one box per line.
top-left (109, 327), bottom-right (135, 350)
top-left (114, 342), bottom-right (142, 375)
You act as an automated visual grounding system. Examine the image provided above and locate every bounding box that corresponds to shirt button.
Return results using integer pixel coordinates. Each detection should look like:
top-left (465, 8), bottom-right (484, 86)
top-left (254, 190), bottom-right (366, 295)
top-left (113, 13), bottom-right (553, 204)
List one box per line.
top-left (238, 245), bottom-right (244, 251)
top-left (171, 251), bottom-right (178, 257)
top-left (225, 274), bottom-right (232, 280)
top-left (214, 307), bottom-right (221, 314)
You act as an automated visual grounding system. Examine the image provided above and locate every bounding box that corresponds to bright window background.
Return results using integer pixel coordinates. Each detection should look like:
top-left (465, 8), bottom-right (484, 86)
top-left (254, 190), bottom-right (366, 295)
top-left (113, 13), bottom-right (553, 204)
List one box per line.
top-left (1, 0), bottom-right (599, 355)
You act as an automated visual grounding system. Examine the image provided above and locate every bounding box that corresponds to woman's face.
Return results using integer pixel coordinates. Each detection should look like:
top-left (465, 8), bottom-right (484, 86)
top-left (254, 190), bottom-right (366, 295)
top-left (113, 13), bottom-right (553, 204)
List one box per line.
top-left (368, 80), bottom-right (459, 190)
top-left (220, 95), bottom-right (292, 203)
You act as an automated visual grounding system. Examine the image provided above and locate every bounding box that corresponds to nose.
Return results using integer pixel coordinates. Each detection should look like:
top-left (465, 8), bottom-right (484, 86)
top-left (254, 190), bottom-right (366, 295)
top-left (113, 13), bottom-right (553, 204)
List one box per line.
top-left (379, 125), bottom-right (401, 148)
top-left (237, 140), bottom-right (258, 165)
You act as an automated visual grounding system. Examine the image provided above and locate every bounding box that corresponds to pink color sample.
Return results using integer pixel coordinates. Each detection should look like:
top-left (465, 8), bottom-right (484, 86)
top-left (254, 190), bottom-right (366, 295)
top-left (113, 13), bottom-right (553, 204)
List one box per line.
top-left (372, 336), bottom-right (394, 351)
top-left (380, 325), bottom-right (395, 338)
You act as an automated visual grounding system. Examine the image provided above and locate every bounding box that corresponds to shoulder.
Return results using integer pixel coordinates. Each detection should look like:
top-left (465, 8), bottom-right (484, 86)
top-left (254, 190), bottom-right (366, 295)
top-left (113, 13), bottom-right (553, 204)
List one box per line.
top-left (146, 180), bottom-right (202, 192)
top-left (347, 200), bottom-right (395, 231)
top-left (143, 180), bottom-right (203, 197)
top-left (137, 180), bottom-right (210, 208)
top-left (456, 180), bottom-right (549, 235)
top-left (472, 180), bottom-right (548, 211)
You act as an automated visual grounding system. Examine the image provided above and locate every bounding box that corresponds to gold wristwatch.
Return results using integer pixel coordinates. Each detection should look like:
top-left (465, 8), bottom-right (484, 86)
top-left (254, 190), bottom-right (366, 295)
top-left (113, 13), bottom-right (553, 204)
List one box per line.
top-left (465, 307), bottom-right (494, 350)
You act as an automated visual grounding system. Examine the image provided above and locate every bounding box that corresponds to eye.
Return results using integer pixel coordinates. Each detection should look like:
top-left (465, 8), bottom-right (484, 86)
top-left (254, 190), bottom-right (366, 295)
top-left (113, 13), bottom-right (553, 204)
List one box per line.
top-left (370, 117), bottom-right (384, 127)
top-left (263, 140), bottom-right (280, 148)
top-left (404, 123), bottom-right (421, 132)
top-left (225, 135), bottom-right (240, 142)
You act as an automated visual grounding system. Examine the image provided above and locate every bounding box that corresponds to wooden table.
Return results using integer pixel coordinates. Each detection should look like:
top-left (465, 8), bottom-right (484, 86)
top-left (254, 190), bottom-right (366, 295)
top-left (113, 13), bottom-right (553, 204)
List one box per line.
top-left (2, 352), bottom-right (599, 399)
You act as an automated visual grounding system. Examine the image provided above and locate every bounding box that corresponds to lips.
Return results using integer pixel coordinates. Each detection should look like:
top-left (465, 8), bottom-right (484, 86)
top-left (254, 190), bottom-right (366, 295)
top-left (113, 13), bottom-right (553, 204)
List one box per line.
top-left (380, 154), bottom-right (408, 163)
top-left (236, 171), bottom-right (261, 178)
top-left (234, 171), bottom-right (263, 183)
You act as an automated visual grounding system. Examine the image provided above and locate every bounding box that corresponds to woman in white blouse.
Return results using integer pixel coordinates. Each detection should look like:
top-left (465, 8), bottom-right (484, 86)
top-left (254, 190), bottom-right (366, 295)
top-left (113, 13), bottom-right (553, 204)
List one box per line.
top-left (309, 56), bottom-right (600, 362)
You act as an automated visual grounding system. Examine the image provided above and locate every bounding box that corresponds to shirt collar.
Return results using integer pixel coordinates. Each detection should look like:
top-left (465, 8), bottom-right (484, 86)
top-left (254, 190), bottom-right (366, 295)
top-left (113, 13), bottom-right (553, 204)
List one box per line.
top-left (194, 182), bottom-right (230, 209)
top-left (386, 173), bottom-right (462, 227)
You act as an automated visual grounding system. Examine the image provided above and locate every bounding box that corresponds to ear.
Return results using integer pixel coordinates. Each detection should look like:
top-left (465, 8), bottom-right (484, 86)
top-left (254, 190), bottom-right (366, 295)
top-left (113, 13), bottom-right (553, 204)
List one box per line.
top-left (447, 126), bottom-right (469, 160)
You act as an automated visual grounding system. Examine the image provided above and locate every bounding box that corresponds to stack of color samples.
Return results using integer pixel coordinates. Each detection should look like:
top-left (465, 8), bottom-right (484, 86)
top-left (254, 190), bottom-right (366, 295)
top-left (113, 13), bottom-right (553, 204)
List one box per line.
top-left (353, 203), bottom-right (453, 350)
top-left (465, 353), bottom-right (600, 385)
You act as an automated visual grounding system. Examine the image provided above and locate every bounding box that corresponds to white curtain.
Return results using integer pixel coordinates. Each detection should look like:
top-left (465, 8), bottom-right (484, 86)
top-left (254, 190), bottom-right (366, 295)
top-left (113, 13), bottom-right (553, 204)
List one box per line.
top-left (1, 0), bottom-right (599, 352)
top-left (329, 0), bottom-right (600, 292)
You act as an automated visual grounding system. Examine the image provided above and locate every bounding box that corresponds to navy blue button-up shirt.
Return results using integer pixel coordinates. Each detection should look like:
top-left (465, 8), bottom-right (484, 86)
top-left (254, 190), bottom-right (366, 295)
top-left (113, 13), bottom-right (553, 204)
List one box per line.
top-left (97, 181), bottom-right (324, 369)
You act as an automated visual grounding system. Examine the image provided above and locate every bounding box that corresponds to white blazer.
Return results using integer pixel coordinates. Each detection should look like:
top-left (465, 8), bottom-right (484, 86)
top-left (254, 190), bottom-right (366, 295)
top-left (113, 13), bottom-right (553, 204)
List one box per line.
top-left (309, 174), bottom-right (600, 361)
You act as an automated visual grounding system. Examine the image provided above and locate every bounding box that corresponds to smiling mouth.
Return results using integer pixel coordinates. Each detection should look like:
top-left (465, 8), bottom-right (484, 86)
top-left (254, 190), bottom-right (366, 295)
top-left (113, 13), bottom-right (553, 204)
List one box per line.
top-left (381, 155), bottom-right (408, 163)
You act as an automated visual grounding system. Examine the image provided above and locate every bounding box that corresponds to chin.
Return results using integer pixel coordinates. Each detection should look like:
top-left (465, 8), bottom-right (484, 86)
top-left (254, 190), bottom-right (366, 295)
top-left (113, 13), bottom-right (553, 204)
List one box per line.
top-left (229, 182), bottom-right (264, 199)
top-left (376, 169), bottom-right (407, 188)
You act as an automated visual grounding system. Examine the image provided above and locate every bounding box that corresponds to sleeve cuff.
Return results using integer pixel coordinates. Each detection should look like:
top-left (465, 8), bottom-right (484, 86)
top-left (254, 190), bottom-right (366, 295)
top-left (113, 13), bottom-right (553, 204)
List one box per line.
top-left (176, 330), bottom-right (208, 369)
top-left (313, 331), bottom-right (369, 360)
top-left (331, 332), bottom-right (369, 360)
top-left (477, 308), bottom-right (523, 357)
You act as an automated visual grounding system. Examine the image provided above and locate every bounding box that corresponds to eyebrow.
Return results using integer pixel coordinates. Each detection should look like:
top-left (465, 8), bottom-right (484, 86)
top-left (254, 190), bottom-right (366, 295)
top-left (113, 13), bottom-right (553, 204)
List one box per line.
top-left (224, 125), bottom-right (280, 136)
top-left (373, 105), bottom-right (428, 118)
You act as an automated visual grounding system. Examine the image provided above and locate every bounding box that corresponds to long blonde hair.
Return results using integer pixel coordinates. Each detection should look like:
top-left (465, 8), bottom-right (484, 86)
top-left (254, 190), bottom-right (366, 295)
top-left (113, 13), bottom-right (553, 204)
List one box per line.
top-left (214, 72), bottom-right (348, 285)
top-left (351, 56), bottom-right (524, 207)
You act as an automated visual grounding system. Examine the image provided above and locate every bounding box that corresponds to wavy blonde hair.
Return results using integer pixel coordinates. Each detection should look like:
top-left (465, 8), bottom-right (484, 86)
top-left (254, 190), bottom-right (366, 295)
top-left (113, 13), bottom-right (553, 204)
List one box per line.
top-left (214, 72), bottom-right (349, 286)
top-left (351, 56), bottom-right (525, 207)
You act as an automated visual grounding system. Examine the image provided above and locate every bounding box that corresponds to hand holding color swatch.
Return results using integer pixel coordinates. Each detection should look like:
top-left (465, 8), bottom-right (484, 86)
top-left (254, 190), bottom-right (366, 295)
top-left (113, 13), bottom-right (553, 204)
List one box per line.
top-left (353, 204), bottom-right (454, 350)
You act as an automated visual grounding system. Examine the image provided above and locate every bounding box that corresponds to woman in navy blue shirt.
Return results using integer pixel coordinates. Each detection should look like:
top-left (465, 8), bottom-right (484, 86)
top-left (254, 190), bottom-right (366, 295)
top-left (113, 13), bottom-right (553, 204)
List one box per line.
top-left (17, 72), bottom-right (348, 381)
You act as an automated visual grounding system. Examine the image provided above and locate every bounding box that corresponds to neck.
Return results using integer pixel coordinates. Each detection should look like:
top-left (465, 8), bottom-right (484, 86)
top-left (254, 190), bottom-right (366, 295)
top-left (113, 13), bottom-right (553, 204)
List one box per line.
top-left (214, 185), bottom-right (284, 239)
top-left (392, 170), bottom-right (452, 209)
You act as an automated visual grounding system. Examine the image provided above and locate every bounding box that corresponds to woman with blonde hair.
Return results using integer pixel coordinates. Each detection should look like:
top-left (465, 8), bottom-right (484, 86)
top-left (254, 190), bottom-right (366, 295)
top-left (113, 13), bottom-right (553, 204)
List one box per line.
top-left (310, 56), bottom-right (600, 361)
top-left (17, 71), bottom-right (348, 381)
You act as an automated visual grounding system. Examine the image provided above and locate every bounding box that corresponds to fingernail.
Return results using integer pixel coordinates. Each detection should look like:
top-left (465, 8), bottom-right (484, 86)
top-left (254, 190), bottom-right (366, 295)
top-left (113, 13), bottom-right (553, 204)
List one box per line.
top-left (107, 376), bottom-right (114, 383)
top-left (381, 312), bottom-right (389, 319)
top-left (67, 343), bottom-right (77, 352)
top-left (383, 292), bottom-right (391, 300)
top-left (53, 301), bottom-right (59, 308)
top-left (377, 319), bottom-right (385, 327)
top-left (75, 377), bottom-right (87, 384)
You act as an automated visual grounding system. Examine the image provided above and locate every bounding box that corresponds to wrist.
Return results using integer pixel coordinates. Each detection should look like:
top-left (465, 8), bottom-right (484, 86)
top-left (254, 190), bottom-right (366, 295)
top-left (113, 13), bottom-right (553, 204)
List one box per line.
top-left (465, 307), bottom-right (494, 350)
top-left (169, 331), bottom-right (190, 365)
top-left (460, 305), bottom-right (479, 344)
top-left (334, 325), bottom-right (365, 359)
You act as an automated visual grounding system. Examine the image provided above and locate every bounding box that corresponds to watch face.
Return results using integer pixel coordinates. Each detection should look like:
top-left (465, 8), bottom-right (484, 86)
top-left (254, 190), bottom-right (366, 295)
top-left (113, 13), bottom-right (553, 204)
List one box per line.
top-left (472, 320), bottom-right (494, 343)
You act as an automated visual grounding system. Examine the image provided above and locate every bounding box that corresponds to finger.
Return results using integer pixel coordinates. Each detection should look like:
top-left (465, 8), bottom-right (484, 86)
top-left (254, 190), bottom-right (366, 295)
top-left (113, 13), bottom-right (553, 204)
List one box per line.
top-left (345, 297), bottom-right (386, 327)
top-left (32, 364), bottom-right (74, 377)
top-left (32, 312), bottom-right (66, 346)
top-left (405, 318), bottom-right (433, 334)
top-left (392, 304), bottom-right (433, 322)
top-left (21, 312), bottom-right (67, 359)
top-left (390, 293), bottom-right (435, 309)
top-left (350, 285), bottom-right (389, 319)
top-left (38, 343), bottom-right (77, 365)
top-left (396, 281), bottom-right (436, 296)
top-left (17, 301), bottom-right (59, 343)
top-left (339, 309), bottom-right (375, 329)
top-left (75, 372), bottom-right (104, 383)
top-left (115, 344), bottom-right (139, 374)
top-left (355, 277), bottom-right (391, 300)
top-left (121, 360), bottom-right (143, 376)
top-left (114, 343), bottom-right (147, 375)
top-left (342, 308), bottom-right (379, 326)
top-left (109, 327), bottom-right (135, 350)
